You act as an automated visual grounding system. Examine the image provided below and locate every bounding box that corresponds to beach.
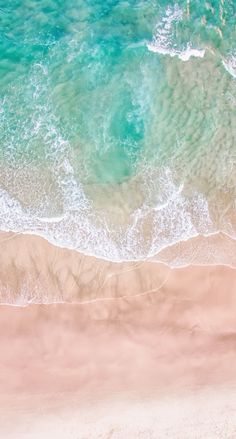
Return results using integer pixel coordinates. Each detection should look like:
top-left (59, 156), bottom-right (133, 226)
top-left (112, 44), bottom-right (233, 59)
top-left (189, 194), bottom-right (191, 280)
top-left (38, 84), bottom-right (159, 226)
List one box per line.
top-left (1, 0), bottom-right (236, 436)
top-left (0, 233), bottom-right (236, 437)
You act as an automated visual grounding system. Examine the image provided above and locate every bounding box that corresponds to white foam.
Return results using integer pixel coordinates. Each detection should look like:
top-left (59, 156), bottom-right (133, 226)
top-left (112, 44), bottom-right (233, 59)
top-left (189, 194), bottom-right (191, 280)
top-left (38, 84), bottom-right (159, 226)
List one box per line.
top-left (147, 42), bottom-right (205, 61)
top-left (147, 4), bottom-right (205, 62)
top-left (222, 55), bottom-right (236, 79)
top-left (36, 216), bottom-right (65, 223)
top-left (0, 163), bottom-right (223, 265)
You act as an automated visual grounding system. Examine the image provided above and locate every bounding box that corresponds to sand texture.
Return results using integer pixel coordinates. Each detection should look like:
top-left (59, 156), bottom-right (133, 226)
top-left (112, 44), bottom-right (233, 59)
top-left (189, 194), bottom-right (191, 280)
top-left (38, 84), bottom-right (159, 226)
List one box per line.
top-left (0, 232), bottom-right (236, 436)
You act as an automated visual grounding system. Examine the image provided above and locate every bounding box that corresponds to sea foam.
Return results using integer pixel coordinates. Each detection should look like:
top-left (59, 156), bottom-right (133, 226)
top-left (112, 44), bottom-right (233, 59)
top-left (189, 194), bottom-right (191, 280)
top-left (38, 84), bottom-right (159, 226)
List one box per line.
top-left (147, 4), bottom-right (205, 62)
top-left (222, 55), bottom-right (236, 79)
top-left (0, 164), bottom-right (220, 264)
top-left (147, 42), bottom-right (205, 61)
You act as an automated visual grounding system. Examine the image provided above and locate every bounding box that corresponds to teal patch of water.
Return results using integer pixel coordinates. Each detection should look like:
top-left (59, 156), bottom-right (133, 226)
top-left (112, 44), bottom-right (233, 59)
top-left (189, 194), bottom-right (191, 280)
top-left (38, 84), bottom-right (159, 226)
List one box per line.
top-left (0, 0), bottom-right (159, 184)
top-left (0, 0), bottom-right (236, 187)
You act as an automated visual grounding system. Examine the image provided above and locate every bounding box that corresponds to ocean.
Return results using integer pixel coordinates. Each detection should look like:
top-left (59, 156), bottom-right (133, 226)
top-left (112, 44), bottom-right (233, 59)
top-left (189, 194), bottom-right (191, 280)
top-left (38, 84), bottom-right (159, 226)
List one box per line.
top-left (0, 0), bottom-right (236, 262)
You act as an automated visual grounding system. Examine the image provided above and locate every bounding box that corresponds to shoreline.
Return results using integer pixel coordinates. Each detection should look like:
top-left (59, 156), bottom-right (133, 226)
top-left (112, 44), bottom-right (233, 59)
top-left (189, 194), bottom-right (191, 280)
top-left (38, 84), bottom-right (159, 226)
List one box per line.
top-left (2, 228), bottom-right (236, 267)
top-left (1, 231), bottom-right (236, 304)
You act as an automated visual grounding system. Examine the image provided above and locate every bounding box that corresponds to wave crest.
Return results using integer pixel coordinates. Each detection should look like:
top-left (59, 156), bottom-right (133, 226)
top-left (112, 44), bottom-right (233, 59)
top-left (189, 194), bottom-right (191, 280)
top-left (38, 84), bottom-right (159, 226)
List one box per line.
top-left (147, 4), bottom-right (205, 62)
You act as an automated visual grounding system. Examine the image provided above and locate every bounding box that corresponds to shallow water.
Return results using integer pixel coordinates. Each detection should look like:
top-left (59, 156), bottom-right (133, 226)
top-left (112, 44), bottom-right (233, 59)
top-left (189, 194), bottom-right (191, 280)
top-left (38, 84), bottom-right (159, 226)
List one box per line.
top-left (0, 0), bottom-right (236, 261)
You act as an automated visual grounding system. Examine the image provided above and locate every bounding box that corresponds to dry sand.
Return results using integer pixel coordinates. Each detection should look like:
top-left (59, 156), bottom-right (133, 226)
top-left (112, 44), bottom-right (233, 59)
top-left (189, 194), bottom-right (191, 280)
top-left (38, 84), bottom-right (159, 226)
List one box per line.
top-left (0, 232), bottom-right (236, 437)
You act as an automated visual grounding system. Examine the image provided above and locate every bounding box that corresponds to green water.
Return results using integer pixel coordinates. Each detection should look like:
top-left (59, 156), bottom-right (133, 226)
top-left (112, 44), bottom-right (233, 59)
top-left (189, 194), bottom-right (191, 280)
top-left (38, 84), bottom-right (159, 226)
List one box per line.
top-left (0, 0), bottom-right (236, 260)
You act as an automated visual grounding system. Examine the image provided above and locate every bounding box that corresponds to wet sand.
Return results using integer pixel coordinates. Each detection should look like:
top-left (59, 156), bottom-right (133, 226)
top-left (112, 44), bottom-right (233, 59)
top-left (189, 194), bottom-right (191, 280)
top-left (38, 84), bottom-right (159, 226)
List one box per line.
top-left (1, 231), bottom-right (236, 304)
top-left (0, 232), bottom-right (236, 437)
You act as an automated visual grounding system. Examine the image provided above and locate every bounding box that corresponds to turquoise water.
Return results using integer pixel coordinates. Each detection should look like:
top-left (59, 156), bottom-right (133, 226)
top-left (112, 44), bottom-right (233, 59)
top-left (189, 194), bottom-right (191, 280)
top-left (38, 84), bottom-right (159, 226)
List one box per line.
top-left (0, 0), bottom-right (236, 261)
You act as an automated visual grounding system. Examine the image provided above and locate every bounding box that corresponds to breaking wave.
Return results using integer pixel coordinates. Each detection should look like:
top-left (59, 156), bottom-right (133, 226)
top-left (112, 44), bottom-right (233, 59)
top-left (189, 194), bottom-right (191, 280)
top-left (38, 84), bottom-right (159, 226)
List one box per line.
top-left (147, 4), bottom-right (205, 61)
